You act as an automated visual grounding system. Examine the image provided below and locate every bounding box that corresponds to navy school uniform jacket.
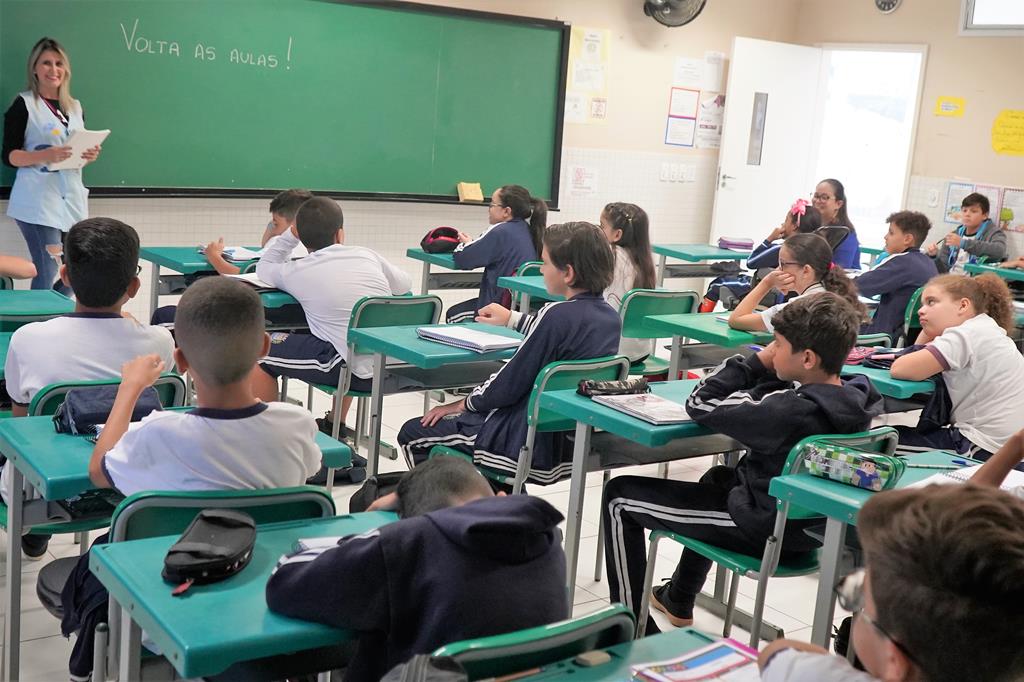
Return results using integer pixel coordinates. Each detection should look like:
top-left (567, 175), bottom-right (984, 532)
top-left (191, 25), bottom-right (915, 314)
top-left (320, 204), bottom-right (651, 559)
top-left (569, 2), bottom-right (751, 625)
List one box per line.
top-left (685, 354), bottom-right (883, 547)
top-left (855, 248), bottom-right (937, 341)
top-left (466, 292), bottom-right (621, 483)
top-left (453, 219), bottom-right (538, 312)
top-left (265, 495), bottom-right (568, 682)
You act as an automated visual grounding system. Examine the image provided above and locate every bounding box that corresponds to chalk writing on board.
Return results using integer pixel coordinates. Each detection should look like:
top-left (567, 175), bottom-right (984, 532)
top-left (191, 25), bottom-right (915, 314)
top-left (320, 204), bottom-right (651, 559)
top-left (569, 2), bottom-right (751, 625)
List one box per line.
top-left (119, 19), bottom-right (293, 71)
top-left (120, 18), bottom-right (180, 56)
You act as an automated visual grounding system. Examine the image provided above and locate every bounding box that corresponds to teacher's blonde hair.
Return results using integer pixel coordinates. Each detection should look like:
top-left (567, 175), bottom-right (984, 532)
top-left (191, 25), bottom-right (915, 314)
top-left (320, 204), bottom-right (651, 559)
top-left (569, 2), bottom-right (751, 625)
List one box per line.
top-left (26, 37), bottom-right (76, 115)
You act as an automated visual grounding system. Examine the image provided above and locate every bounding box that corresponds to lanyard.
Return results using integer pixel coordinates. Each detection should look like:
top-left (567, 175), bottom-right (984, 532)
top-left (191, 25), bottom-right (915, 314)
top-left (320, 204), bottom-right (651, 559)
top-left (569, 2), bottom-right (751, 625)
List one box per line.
top-left (948, 219), bottom-right (991, 268)
top-left (42, 98), bottom-right (68, 129)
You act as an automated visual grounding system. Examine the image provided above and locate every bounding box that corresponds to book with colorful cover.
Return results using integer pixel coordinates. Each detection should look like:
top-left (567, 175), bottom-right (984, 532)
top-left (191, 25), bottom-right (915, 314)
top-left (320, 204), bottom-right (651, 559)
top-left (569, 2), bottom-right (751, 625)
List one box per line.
top-left (632, 638), bottom-right (758, 681)
top-left (592, 393), bottom-right (692, 425)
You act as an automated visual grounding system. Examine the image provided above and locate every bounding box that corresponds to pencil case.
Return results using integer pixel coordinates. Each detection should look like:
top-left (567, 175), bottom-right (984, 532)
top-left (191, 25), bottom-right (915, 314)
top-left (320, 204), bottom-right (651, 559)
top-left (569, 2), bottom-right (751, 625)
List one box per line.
top-left (163, 509), bottom-right (256, 595)
top-left (577, 377), bottom-right (649, 397)
top-left (802, 443), bottom-right (905, 492)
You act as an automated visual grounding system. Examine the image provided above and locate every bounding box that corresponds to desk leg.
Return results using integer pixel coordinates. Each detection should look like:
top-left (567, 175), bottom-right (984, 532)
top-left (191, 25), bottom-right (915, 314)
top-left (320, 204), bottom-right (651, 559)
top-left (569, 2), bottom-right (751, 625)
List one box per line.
top-left (811, 518), bottom-right (846, 647)
top-left (656, 254), bottom-right (667, 287)
top-left (521, 293), bottom-right (531, 314)
top-left (420, 263), bottom-right (430, 296)
top-left (149, 261), bottom-right (160, 319)
top-left (2, 466), bottom-right (24, 682)
top-left (118, 607), bottom-right (142, 682)
top-left (564, 422), bottom-right (592, 606)
top-left (367, 352), bottom-right (386, 477)
top-left (668, 335), bottom-right (682, 381)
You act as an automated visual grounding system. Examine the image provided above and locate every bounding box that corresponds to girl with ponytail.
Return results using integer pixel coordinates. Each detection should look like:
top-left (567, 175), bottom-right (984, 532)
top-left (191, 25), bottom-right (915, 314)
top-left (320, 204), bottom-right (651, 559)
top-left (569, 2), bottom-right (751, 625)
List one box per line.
top-left (729, 232), bottom-right (867, 332)
top-left (892, 273), bottom-right (1024, 460)
top-left (446, 184), bottom-right (547, 323)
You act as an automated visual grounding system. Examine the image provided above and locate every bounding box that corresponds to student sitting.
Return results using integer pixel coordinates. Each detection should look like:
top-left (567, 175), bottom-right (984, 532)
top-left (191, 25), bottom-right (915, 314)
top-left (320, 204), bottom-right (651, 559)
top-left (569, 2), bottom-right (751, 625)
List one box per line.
top-left (1, 217), bottom-right (174, 556)
top-left (266, 456), bottom-right (568, 682)
top-left (926, 192), bottom-right (1007, 274)
top-left (603, 293), bottom-right (882, 631)
top-left (891, 273), bottom-right (1024, 460)
top-left (61, 277), bottom-right (321, 681)
top-left (853, 210), bottom-right (937, 342)
top-left (445, 184), bottom-right (546, 323)
top-left (251, 196), bottom-right (412, 431)
top-left (399, 222), bottom-right (621, 485)
top-left (600, 202), bottom-right (657, 362)
top-left (729, 233), bottom-right (867, 333)
top-left (150, 188), bottom-right (312, 327)
top-left (759, 484), bottom-right (1024, 682)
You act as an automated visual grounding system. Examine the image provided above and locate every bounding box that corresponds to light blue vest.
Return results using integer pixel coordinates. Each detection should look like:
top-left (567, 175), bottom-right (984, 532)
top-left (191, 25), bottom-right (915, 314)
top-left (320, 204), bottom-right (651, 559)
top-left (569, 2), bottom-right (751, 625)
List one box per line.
top-left (6, 91), bottom-right (89, 232)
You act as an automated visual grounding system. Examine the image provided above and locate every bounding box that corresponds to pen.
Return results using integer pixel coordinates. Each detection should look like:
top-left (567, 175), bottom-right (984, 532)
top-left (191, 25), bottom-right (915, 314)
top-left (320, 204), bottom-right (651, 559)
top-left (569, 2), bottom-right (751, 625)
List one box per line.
top-left (951, 459), bottom-right (971, 466)
top-left (907, 464), bottom-right (963, 470)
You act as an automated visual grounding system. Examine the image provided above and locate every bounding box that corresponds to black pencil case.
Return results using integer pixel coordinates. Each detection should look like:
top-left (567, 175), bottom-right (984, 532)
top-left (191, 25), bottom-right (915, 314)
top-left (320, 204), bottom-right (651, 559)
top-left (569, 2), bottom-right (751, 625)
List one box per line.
top-left (162, 509), bottom-right (256, 595)
top-left (577, 377), bottom-right (649, 397)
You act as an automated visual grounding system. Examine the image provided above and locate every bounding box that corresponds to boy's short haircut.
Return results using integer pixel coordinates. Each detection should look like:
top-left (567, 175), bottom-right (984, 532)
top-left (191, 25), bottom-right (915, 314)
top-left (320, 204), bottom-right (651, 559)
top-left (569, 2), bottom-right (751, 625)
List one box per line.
top-left (295, 197), bottom-right (344, 251)
top-left (64, 217), bottom-right (140, 308)
top-left (543, 221), bottom-right (614, 293)
top-left (173, 278), bottom-right (266, 386)
top-left (269, 189), bottom-right (313, 221)
top-left (961, 191), bottom-right (990, 215)
top-left (885, 210), bottom-right (931, 248)
top-left (396, 456), bottom-right (493, 519)
top-left (771, 292), bottom-right (858, 375)
top-left (860, 485), bottom-right (1024, 682)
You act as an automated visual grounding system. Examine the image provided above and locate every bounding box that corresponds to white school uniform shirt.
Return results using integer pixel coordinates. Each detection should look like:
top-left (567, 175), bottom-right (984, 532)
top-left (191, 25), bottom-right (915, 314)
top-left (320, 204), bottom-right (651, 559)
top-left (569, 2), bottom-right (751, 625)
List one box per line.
top-left (604, 246), bottom-right (650, 362)
top-left (761, 649), bottom-right (877, 682)
top-left (102, 402), bottom-right (320, 496)
top-left (255, 231), bottom-right (413, 378)
top-left (758, 282), bottom-right (826, 333)
top-left (925, 313), bottom-right (1024, 453)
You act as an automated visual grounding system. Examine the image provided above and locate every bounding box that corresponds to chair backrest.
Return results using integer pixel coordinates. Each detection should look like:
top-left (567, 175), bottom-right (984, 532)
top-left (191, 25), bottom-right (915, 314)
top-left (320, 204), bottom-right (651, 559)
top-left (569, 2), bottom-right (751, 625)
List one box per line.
top-left (27, 374), bottom-right (188, 417)
top-left (527, 356), bottom-right (630, 433)
top-left (778, 426), bottom-right (899, 518)
top-left (855, 333), bottom-right (892, 348)
top-left (109, 485), bottom-right (335, 543)
top-left (241, 260), bottom-right (259, 274)
top-left (619, 289), bottom-right (699, 340)
top-left (347, 294), bottom-right (442, 355)
top-left (901, 286), bottom-right (924, 345)
top-left (434, 604), bottom-right (635, 680)
top-left (514, 261), bottom-right (543, 278)
top-left (0, 276), bottom-right (13, 290)
top-left (817, 225), bottom-right (851, 252)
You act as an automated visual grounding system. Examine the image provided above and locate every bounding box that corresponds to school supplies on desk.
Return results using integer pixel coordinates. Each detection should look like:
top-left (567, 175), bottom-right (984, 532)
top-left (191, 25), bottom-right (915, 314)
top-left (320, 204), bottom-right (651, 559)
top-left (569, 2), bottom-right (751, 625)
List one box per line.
top-left (632, 638), bottom-right (758, 681)
top-left (717, 237), bottom-right (755, 251)
top-left (225, 272), bottom-right (275, 289)
top-left (416, 325), bottom-right (521, 353)
top-left (592, 393), bottom-right (692, 425)
top-left (198, 245), bottom-right (263, 262)
top-left (909, 463), bottom-right (1024, 491)
top-left (45, 128), bottom-right (110, 171)
top-left (803, 444), bottom-right (905, 492)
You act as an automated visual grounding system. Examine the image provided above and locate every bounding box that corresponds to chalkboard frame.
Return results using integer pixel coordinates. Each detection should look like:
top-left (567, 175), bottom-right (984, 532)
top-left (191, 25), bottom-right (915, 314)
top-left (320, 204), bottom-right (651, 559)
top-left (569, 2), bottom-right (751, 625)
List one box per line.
top-left (0, 0), bottom-right (570, 208)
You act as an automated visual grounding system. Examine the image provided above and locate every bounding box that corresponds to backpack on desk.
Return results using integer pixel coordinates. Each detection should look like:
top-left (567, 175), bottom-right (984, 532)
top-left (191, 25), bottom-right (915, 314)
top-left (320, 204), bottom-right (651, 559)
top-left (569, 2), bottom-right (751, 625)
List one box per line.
top-left (421, 227), bottom-right (461, 254)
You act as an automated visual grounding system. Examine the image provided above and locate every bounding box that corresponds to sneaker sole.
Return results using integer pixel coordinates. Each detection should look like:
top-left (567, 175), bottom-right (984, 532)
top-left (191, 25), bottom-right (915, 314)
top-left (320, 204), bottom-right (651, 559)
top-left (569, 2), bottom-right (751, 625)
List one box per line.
top-left (650, 591), bottom-right (694, 628)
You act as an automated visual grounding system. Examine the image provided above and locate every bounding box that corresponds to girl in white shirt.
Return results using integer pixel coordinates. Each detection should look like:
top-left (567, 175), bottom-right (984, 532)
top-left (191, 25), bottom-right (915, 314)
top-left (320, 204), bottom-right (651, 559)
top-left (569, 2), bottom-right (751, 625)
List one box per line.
top-left (599, 202), bottom-right (656, 362)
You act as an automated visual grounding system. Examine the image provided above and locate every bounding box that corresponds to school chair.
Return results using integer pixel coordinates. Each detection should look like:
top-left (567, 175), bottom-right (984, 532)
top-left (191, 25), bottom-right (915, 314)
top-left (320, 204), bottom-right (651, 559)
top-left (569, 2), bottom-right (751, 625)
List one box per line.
top-left (636, 426), bottom-right (899, 647)
top-left (432, 603), bottom-right (635, 680)
top-left (895, 286), bottom-right (924, 348)
top-left (506, 260), bottom-right (543, 312)
top-left (37, 486), bottom-right (335, 682)
top-left (856, 333), bottom-right (893, 348)
top-left (817, 226), bottom-right (852, 254)
top-left (0, 275), bottom-right (14, 290)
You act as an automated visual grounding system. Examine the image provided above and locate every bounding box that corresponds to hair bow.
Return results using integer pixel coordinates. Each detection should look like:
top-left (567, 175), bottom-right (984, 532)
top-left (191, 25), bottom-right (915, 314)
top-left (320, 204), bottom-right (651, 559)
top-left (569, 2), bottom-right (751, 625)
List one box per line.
top-left (790, 198), bottom-right (810, 217)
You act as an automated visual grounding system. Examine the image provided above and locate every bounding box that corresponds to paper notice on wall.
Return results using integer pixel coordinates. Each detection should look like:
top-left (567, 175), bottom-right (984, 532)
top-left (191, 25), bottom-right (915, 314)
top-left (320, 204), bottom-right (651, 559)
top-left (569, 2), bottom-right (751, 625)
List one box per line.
top-left (944, 182), bottom-right (976, 224)
top-left (975, 184), bottom-right (1002, 223)
top-left (992, 109), bottom-right (1024, 156)
top-left (568, 165), bottom-right (599, 196)
top-left (672, 56), bottom-right (703, 88)
top-left (669, 88), bottom-right (700, 118)
top-left (695, 92), bottom-right (725, 149)
top-left (565, 92), bottom-right (587, 124)
top-left (702, 51), bottom-right (726, 92)
top-left (1000, 188), bottom-right (1024, 232)
top-left (665, 116), bottom-right (696, 147)
top-left (566, 26), bottom-right (610, 125)
top-left (934, 96), bottom-right (965, 117)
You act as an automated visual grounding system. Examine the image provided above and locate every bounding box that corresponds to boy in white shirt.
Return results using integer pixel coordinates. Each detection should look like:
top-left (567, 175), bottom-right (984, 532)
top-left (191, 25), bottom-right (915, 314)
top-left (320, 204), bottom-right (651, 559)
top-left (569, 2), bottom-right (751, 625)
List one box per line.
top-left (1, 217), bottom-right (175, 555)
top-left (758, 485), bottom-right (1024, 682)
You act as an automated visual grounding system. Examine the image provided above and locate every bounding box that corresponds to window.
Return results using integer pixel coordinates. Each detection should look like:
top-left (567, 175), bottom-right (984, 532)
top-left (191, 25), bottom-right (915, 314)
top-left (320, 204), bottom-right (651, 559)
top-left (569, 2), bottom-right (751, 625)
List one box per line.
top-left (961, 0), bottom-right (1024, 36)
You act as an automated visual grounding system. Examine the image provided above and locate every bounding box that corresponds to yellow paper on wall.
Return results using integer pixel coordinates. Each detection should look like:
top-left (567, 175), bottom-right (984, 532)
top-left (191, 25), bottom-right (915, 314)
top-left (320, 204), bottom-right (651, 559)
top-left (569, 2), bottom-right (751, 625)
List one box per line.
top-left (934, 96), bottom-right (965, 117)
top-left (457, 182), bottom-right (484, 202)
top-left (992, 110), bottom-right (1024, 156)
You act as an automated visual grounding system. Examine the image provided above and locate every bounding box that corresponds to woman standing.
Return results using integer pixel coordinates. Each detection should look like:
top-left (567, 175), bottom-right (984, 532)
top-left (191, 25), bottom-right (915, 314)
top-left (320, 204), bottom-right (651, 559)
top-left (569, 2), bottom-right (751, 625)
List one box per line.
top-left (3, 37), bottom-right (100, 292)
top-left (812, 178), bottom-right (860, 270)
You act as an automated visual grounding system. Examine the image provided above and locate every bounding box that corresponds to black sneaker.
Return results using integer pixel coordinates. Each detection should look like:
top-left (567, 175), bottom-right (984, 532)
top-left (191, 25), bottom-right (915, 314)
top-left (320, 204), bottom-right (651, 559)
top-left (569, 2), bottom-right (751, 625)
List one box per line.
top-left (21, 534), bottom-right (50, 560)
top-left (650, 581), bottom-right (694, 627)
top-left (306, 453), bottom-right (368, 486)
top-left (315, 413), bottom-right (351, 439)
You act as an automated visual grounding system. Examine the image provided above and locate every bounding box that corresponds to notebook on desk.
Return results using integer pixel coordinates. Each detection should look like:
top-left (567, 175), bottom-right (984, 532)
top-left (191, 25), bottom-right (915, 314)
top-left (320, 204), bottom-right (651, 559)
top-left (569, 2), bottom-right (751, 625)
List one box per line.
top-left (632, 638), bottom-right (758, 681)
top-left (591, 393), bottom-right (692, 425)
top-left (910, 464), bottom-right (1024, 491)
top-left (197, 245), bottom-right (262, 262)
top-left (225, 272), bottom-right (275, 290)
top-left (416, 326), bottom-right (521, 353)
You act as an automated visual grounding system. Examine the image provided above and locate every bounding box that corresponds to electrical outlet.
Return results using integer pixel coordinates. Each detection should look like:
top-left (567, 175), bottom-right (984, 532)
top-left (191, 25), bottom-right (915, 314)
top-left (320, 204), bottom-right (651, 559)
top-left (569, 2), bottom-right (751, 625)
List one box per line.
top-left (669, 164), bottom-right (681, 182)
top-left (660, 163), bottom-right (671, 182)
top-left (927, 189), bottom-right (940, 207)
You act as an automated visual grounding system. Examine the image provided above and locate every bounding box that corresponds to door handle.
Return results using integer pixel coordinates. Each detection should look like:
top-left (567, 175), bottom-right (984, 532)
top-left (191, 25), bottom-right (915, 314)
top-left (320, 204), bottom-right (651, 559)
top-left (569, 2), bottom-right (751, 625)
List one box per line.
top-left (720, 174), bottom-right (736, 188)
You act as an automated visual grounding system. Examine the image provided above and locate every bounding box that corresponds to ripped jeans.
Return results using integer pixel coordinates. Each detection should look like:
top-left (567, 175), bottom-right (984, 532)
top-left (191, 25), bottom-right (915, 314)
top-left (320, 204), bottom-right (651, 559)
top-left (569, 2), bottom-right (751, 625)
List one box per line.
top-left (15, 219), bottom-right (71, 295)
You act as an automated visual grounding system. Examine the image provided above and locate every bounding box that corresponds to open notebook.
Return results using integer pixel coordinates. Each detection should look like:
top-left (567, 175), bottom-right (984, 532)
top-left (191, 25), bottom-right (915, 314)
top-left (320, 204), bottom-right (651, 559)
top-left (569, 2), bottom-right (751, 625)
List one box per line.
top-left (909, 463), bottom-right (1024, 491)
top-left (416, 326), bottom-right (521, 353)
top-left (592, 393), bottom-right (692, 425)
top-left (224, 272), bottom-right (274, 289)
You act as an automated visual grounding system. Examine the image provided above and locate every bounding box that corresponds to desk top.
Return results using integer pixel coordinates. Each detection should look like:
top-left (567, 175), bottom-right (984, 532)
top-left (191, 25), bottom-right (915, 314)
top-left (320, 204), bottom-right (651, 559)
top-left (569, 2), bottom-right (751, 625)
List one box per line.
top-left (644, 313), bottom-right (773, 348)
top-left (0, 289), bottom-right (75, 317)
top-left (348, 323), bottom-right (521, 369)
top-left (496, 275), bottom-right (563, 303)
top-left (769, 450), bottom-right (971, 524)
top-left (539, 381), bottom-right (712, 448)
top-left (964, 262), bottom-right (1024, 283)
top-left (0, 414), bottom-right (351, 501)
top-left (259, 290), bottom-right (299, 309)
top-left (0, 331), bottom-right (11, 379)
top-left (858, 245), bottom-right (886, 256)
top-left (652, 243), bottom-right (748, 262)
top-left (840, 365), bottom-right (934, 399)
top-left (91, 512), bottom-right (397, 679)
top-left (139, 246), bottom-right (261, 275)
top-left (405, 247), bottom-right (461, 270)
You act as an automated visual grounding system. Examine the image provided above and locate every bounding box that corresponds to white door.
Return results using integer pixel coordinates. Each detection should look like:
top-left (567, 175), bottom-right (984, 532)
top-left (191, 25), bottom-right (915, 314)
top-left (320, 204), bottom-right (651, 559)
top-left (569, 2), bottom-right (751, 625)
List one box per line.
top-left (710, 38), bottom-right (823, 245)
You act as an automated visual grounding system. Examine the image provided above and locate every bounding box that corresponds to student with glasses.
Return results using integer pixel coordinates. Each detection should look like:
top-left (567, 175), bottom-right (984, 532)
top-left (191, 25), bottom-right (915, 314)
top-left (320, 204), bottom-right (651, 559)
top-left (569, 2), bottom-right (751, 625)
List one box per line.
top-left (759, 484), bottom-right (1024, 682)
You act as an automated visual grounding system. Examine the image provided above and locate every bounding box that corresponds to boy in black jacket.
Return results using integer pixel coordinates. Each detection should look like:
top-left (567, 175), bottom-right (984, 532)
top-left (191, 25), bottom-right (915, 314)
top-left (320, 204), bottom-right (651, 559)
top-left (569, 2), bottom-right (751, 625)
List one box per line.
top-left (602, 292), bottom-right (883, 632)
top-left (265, 457), bottom-right (568, 681)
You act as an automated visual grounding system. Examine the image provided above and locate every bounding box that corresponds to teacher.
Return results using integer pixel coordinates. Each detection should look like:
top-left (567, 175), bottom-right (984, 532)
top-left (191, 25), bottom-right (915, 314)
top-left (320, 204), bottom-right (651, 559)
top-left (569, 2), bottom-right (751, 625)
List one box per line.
top-left (3, 37), bottom-right (100, 293)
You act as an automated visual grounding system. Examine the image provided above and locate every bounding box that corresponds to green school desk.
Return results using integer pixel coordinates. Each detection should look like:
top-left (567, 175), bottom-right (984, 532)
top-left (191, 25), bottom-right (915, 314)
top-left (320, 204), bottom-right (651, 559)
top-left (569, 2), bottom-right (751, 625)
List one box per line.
top-left (840, 365), bottom-right (934, 399)
top-left (0, 290), bottom-right (75, 331)
top-left (0, 414), bottom-right (351, 681)
top-left (769, 450), bottom-right (974, 649)
top-left (0, 332), bottom-right (12, 379)
top-left (538, 381), bottom-right (752, 629)
top-left (405, 248), bottom-right (484, 295)
top-left (964, 262), bottom-right (1024, 282)
top-left (651, 244), bottom-right (748, 286)
top-left (644, 313), bottom-right (772, 378)
top-left (496, 275), bottom-right (563, 312)
top-left (347, 323), bottom-right (523, 475)
top-left (91, 512), bottom-right (397, 680)
top-left (859, 244), bottom-right (886, 267)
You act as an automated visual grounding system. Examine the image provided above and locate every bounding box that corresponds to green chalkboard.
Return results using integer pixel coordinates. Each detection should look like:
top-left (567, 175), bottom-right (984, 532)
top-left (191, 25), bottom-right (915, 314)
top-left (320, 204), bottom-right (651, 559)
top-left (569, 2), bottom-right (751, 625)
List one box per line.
top-left (0, 0), bottom-right (568, 203)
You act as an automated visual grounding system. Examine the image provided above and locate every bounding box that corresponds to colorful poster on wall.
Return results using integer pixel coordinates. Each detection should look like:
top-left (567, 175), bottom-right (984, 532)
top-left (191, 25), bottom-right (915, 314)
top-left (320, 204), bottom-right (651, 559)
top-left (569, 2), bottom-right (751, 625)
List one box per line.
top-left (695, 93), bottom-right (725, 149)
top-left (934, 96), bottom-right (965, 117)
top-left (975, 184), bottom-right (1002, 225)
top-left (944, 182), bottom-right (975, 224)
top-left (566, 27), bottom-right (610, 125)
top-left (665, 87), bottom-right (697, 147)
top-left (992, 110), bottom-right (1024, 156)
top-left (1000, 188), bottom-right (1024, 232)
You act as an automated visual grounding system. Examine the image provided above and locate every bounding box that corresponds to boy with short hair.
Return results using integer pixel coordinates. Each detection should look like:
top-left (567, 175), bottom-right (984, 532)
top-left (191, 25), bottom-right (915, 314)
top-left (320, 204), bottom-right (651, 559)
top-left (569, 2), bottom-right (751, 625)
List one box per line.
top-left (927, 192), bottom-right (1007, 274)
top-left (758, 484), bottom-right (1024, 682)
top-left (603, 293), bottom-right (882, 631)
top-left (397, 221), bottom-right (621, 484)
top-left (266, 456), bottom-right (568, 682)
top-left (64, 277), bottom-right (321, 681)
top-left (854, 210), bottom-right (937, 341)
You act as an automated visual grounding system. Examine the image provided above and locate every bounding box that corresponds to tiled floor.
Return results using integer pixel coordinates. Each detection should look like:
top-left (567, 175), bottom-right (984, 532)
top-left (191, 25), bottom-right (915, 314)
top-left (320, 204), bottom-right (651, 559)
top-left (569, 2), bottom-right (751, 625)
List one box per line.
top-left (2, 379), bottom-right (919, 679)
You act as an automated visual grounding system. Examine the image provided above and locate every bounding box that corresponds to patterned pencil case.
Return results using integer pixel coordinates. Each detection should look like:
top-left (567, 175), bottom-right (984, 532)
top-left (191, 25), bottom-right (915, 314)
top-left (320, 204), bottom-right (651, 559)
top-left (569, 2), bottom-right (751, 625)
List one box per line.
top-left (577, 377), bottom-right (649, 397)
top-left (802, 443), bottom-right (906, 492)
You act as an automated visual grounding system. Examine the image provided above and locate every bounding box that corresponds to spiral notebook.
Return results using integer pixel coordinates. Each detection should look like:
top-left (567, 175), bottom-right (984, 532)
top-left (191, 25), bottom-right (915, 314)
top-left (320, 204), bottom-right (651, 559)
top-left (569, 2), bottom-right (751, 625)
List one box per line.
top-left (416, 326), bottom-right (521, 353)
top-left (909, 464), bottom-right (1024, 491)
